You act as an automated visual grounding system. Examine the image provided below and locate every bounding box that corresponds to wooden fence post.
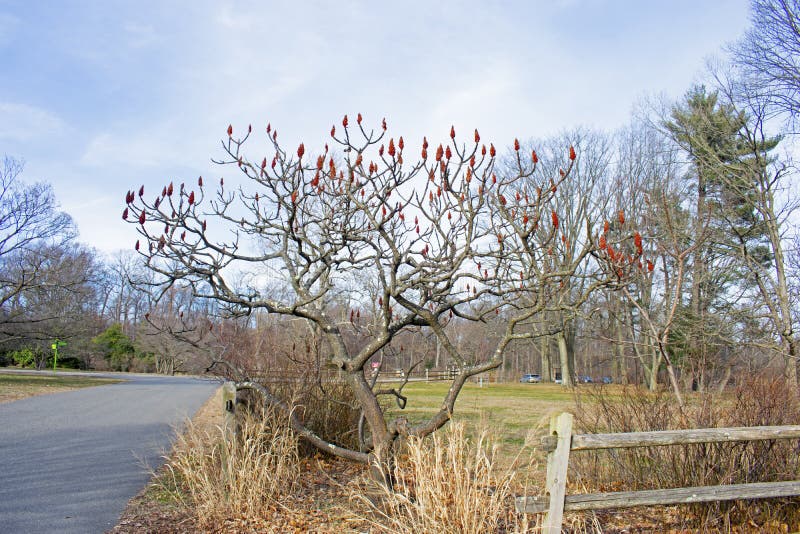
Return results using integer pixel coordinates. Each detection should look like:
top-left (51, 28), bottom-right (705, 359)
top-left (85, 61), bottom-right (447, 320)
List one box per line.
top-left (222, 381), bottom-right (237, 442)
top-left (544, 412), bottom-right (573, 533)
top-left (221, 382), bottom-right (237, 482)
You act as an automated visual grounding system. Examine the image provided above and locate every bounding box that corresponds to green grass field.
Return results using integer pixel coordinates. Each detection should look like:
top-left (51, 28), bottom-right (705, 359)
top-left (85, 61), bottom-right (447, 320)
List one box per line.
top-left (0, 372), bottom-right (122, 403)
top-left (385, 381), bottom-right (581, 451)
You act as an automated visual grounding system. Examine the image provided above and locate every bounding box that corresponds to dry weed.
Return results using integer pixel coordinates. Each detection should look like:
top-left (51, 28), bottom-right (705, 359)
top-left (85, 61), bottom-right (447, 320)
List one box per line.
top-left (572, 375), bottom-right (800, 530)
top-left (160, 406), bottom-right (300, 528)
top-left (351, 422), bottom-right (539, 533)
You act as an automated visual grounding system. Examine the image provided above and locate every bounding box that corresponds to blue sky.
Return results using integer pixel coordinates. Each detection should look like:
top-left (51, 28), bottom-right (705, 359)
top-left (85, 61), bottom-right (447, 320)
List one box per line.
top-left (0, 0), bottom-right (750, 253)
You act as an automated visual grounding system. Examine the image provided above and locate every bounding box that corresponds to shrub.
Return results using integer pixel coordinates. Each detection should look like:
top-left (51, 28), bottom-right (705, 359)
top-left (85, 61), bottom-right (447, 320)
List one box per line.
top-left (92, 324), bottom-right (136, 371)
top-left (255, 373), bottom-right (362, 455)
top-left (10, 347), bottom-right (37, 368)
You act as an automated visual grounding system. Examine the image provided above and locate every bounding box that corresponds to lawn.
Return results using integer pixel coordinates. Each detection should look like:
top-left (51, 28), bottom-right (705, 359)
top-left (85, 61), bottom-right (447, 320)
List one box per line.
top-left (388, 381), bottom-right (578, 449)
top-left (0, 372), bottom-right (122, 403)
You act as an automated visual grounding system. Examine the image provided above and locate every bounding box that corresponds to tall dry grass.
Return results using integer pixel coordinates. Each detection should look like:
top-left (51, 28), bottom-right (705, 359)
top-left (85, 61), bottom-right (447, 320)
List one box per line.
top-left (572, 375), bottom-right (800, 529)
top-left (161, 407), bottom-right (300, 528)
top-left (268, 378), bottom-right (361, 453)
top-left (351, 422), bottom-right (538, 533)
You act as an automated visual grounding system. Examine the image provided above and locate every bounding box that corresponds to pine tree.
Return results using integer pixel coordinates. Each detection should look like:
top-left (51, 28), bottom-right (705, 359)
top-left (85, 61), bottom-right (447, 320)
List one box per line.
top-left (664, 85), bottom-right (780, 389)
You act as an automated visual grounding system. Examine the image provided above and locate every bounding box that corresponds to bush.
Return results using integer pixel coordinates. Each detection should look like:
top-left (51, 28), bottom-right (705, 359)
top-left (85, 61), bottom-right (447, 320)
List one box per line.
top-left (572, 376), bottom-right (800, 529)
top-left (92, 324), bottom-right (136, 371)
top-left (55, 356), bottom-right (84, 369)
top-left (10, 347), bottom-right (37, 368)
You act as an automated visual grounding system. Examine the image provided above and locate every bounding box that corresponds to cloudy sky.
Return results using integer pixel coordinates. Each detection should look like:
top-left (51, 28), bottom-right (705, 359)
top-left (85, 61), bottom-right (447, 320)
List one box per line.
top-left (1, 0), bottom-right (750, 254)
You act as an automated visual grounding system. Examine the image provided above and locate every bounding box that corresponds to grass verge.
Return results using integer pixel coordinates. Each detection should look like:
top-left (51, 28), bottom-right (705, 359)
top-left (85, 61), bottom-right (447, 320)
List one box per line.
top-left (0, 371), bottom-right (122, 403)
top-left (163, 407), bottom-right (301, 528)
top-left (112, 386), bottom-right (368, 533)
top-left (388, 381), bottom-right (596, 465)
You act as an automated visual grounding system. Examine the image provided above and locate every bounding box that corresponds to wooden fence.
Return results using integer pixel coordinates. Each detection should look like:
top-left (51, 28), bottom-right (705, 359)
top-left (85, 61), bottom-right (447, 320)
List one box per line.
top-left (516, 412), bottom-right (800, 533)
top-left (241, 368), bottom-right (462, 383)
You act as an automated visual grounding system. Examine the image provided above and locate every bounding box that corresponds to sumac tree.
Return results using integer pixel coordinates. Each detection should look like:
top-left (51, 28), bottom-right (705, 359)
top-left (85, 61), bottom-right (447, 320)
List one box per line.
top-left (122, 116), bottom-right (631, 475)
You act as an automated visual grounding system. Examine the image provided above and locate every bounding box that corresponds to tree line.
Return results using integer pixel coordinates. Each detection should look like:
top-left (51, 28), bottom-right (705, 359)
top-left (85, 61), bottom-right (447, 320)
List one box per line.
top-left (0, 156), bottom-right (212, 372)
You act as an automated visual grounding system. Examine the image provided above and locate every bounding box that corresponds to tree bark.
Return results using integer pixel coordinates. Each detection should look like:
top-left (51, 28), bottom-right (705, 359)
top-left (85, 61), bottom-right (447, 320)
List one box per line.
top-left (557, 330), bottom-right (573, 387)
top-left (615, 298), bottom-right (628, 384)
top-left (648, 345), bottom-right (661, 391)
top-left (541, 335), bottom-right (552, 383)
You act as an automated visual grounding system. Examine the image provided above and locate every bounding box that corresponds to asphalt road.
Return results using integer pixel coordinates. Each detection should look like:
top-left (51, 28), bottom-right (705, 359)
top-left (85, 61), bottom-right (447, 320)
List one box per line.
top-left (0, 372), bottom-right (218, 533)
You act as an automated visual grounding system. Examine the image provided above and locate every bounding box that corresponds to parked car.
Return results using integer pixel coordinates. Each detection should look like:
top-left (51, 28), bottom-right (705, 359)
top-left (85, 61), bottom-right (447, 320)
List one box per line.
top-left (579, 375), bottom-right (593, 384)
top-left (601, 376), bottom-right (613, 384)
top-left (519, 373), bottom-right (542, 383)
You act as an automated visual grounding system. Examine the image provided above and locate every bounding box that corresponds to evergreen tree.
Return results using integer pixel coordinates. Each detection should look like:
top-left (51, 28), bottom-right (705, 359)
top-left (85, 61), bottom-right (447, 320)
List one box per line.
top-left (92, 324), bottom-right (136, 371)
top-left (664, 85), bottom-right (780, 388)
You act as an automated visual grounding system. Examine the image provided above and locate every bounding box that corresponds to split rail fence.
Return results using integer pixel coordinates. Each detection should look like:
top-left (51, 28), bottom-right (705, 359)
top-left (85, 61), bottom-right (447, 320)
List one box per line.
top-left (516, 412), bottom-right (800, 533)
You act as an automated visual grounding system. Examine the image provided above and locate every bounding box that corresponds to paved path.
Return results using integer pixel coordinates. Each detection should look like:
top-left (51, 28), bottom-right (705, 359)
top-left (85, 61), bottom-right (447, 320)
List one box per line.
top-left (0, 372), bottom-right (218, 533)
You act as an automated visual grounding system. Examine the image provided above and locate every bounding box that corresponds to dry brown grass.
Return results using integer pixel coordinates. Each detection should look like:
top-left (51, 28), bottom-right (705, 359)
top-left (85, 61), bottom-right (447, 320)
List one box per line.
top-left (119, 381), bottom-right (727, 532)
top-left (110, 378), bottom-right (800, 532)
top-left (109, 382), bottom-right (573, 532)
top-left (350, 422), bottom-right (541, 533)
top-left (0, 371), bottom-right (121, 403)
top-left (571, 376), bottom-right (800, 531)
top-left (160, 404), bottom-right (301, 529)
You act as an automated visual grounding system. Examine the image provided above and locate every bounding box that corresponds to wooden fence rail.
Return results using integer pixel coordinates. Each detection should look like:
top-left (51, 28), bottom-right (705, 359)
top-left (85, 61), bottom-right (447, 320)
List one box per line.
top-left (516, 412), bottom-right (800, 533)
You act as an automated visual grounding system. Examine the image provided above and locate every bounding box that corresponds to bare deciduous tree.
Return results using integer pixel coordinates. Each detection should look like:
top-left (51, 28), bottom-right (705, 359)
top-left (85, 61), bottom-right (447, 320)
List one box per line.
top-left (729, 0), bottom-right (800, 127)
top-left (0, 156), bottom-right (83, 345)
top-left (711, 69), bottom-right (800, 385)
top-left (122, 116), bottom-right (624, 475)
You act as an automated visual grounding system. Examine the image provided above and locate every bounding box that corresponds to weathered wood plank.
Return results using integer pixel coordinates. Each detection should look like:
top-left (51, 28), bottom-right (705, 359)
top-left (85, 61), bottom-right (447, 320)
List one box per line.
top-left (540, 425), bottom-right (800, 452)
top-left (222, 381), bottom-right (237, 442)
top-left (516, 480), bottom-right (800, 514)
top-left (543, 412), bottom-right (573, 534)
top-left (221, 382), bottom-right (238, 483)
top-left (516, 495), bottom-right (549, 514)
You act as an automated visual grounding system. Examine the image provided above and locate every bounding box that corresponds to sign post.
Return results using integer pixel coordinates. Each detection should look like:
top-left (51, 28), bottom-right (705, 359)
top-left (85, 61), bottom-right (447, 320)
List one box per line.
top-left (51, 339), bottom-right (66, 371)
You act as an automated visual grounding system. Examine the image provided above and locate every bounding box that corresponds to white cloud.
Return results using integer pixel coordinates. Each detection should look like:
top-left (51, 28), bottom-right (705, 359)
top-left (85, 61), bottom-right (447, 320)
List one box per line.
top-left (427, 60), bottom-right (523, 139)
top-left (80, 122), bottom-right (208, 169)
top-left (80, 132), bottom-right (163, 167)
top-left (216, 4), bottom-right (255, 30)
top-left (0, 102), bottom-right (65, 142)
